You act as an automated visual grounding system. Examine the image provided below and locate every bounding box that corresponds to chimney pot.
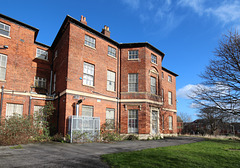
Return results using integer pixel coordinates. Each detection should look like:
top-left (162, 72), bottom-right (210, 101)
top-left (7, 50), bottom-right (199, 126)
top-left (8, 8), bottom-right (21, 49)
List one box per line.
top-left (80, 15), bottom-right (87, 25)
top-left (101, 25), bottom-right (110, 38)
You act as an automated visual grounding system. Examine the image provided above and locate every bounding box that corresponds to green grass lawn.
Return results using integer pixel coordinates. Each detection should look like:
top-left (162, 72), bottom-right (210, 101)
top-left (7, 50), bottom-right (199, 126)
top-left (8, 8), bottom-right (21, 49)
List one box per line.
top-left (101, 139), bottom-right (240, 168)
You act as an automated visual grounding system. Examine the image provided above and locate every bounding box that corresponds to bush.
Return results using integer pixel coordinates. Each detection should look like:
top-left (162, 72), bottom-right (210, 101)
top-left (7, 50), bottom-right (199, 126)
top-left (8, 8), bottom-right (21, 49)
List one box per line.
top-left (100, 122), bottom-right (122, 142)
top-left (0, 102), bottom-right (55, 146)
top-left (125, 134), bottom-right (139, 141)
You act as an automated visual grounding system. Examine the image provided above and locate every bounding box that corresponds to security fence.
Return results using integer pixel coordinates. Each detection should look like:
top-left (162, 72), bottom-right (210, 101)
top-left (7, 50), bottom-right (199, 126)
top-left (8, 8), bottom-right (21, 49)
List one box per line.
top-left (68, 115), bottom-right (100, 143)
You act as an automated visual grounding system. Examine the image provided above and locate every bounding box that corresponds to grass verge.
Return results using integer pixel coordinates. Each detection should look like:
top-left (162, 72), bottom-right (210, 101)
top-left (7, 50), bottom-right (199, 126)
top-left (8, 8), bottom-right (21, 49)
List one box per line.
top-left (101, 139), bottom-right (240, 168)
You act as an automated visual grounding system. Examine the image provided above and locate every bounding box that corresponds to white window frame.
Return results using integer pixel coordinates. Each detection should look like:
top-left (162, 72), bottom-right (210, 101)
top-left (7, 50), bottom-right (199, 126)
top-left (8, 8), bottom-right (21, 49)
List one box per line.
top-left (85, 35), bottom-right (96, 48)
top-left (168, 91), bottom-right (172, 105)
top-left (83, 62), bottom-right (95, 86)
top-left (106, 108), bottom-right (115, 129)
top-left (107, 70), bottom-right (116, 91)
top-left (128, 109), bottom-right (138, 133)
top-left (151, 54), bottom-right (157, 64)
top-left (34, 77), bottom-right (47, 89)
top-left (128, 73), bottom-right (138, 92)
top-left (0, 53), bottom-right (7, 80)
top-left (36, 48), bottom-right (48, 60)
top-left (82, 105), bottom-right (94, 117)
top-left (6, 103), bottom-right (23, 118)
top-left (108, 46), bottom-right (116, 57)
top-left (169, 116), bottom-right (173, 130)
top-left (0, 22), bottom-right (10, 37)
top-left (128, 50), bottom-right (138, 60)
top-left (150, 76), bottom-right (156, 94)
top-left (168, 75), bottom-right (172, 83)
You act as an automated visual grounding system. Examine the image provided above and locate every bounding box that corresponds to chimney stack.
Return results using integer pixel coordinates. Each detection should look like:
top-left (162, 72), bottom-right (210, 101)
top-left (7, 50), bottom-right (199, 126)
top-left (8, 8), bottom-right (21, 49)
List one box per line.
top-left (80, 15), bottom-right (87, 25)
top-left (101, 25), bottom-right (110, 38)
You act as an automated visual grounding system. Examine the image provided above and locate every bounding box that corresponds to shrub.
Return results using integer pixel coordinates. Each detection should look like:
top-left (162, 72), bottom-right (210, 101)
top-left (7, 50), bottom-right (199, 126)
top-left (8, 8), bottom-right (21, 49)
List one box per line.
top-left (100, 122), bottom-right (122, 142)
top-left (0, 102), bottom-right (55, 146)
top-left (125, 134), bottom-right (139, 141)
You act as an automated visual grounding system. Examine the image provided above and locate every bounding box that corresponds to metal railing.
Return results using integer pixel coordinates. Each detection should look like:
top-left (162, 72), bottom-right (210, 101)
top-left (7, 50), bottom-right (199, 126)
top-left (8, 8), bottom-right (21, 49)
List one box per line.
top-left (68, 115), bottom-right (100, 143)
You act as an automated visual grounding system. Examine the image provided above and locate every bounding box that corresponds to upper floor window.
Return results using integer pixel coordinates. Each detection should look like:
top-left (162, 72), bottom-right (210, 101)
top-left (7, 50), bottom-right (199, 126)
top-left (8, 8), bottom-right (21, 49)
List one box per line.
top-left (53, 73), bottom-right (56, 92)
top-left (85, 35), bottom-right (96, 48)
top-left (83, 62), bottom-right (94, 86)
top-left (128, 73), bottom-right (138, 92)
top-left (0, 22), bottom-right (10, 37)
top-left (162, 72), bottom-right (164, 79)
top-left (34, 77), bottom-right (47, 89)
top-left (54, 50), bottom-right (58, 59)
top-left (151, 54), bottom-right (157, 64)
top-left (0, 53), bottom-right (7, 80)
top-left (36, 48), bottom-right (48, 60)
top-left (128, 50), bottom-right (138, 60)
top-left (168, 91), bottom-right (172, 105)
top-left (150, 76), bottom-right (156, 94)
top-left (168, 75), bottom-right (172, 82)
top-left (108, 46), bottom-right (116, 57)
top-left (107, 70), bottom-right (115, 91)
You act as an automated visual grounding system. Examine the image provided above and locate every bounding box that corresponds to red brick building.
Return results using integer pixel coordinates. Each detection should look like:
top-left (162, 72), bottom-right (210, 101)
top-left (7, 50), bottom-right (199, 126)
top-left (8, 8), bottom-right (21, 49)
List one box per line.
top-left (0, 13), bottom-right (178, 138)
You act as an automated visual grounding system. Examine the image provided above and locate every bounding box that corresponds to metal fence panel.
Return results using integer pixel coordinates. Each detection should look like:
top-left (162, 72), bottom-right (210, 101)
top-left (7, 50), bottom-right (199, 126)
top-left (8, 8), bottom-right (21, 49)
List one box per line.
top-left (68, 115), bottom-right (100, 143)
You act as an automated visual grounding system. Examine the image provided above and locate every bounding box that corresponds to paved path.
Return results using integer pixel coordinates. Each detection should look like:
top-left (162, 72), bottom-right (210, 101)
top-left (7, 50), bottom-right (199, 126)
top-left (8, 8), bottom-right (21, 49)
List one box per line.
top-left (0, 136), bottom-right (204, 168)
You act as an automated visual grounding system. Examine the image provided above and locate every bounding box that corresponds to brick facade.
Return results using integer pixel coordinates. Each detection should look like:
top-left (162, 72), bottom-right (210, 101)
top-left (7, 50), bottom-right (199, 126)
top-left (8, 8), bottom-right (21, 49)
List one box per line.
top-left (0, 13), bottom-right (178, 138)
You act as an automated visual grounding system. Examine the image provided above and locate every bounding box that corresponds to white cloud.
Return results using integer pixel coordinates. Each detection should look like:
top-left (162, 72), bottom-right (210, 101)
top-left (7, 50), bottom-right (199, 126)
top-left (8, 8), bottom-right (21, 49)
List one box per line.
top-left (178, 0), bottom-right (240, 25)
top-left (206, 1), bottom-right (240, 24)
top-left (121, 0), bottom-right (140, 10)
top-left (178, 0), bottom-right (205, 15)
top-left (177, 84), bottom-right (199, 99)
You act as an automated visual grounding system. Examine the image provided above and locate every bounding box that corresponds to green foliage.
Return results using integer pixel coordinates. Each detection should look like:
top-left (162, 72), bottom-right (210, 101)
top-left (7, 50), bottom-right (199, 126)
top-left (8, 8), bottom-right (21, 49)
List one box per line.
top-left (125, 134), bottom-right (139, 141)
top-left (9, 144), bottom-right (23, 149)
top-left (101, 139), bottom-right (240, 168)
top-left (100, 122), bottom-right (122, 142)
top-left (52, 133), bottom-right (71, 143)
top-left (0, 102), bottom-right (55, 146)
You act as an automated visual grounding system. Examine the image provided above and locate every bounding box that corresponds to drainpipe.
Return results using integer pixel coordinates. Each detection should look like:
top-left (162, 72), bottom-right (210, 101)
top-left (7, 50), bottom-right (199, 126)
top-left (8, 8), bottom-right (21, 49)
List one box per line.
top-left (0, 85), bottom-right (4, 119)
top-left (57, 92), bottom-right (60, 133)
top-left (75, 99), bottom-right (82, 117)
top-left (117, 48), bottom-right (120, 133)
top-left (28, 96), bottom-right (32, 116)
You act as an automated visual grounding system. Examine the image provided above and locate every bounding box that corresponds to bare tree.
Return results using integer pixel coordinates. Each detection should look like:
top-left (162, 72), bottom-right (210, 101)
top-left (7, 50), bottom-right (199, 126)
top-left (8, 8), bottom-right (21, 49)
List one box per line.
top-left (191, 30), bottom-right (240, 117)
top-left (178, 111), bottom-right (192, 123)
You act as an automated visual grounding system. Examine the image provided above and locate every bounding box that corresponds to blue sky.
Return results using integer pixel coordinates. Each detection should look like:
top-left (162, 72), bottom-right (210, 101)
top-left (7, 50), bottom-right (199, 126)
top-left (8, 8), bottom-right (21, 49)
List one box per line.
top-left (2, 0), bottom-right (240, 121)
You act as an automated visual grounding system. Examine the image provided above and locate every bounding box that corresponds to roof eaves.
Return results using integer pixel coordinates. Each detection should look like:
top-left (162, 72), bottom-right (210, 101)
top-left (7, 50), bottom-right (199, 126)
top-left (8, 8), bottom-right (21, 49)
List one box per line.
top-left (119, 42), bottom-right (165, 58)
top-left (162, 67), bottom-right (178, 77)
top-left (0, 13), bottom-right (39, 40)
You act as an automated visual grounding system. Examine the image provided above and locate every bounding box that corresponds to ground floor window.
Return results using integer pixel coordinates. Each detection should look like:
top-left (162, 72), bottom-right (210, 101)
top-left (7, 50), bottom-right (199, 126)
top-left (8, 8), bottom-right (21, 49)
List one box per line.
top-left (169, 116), bottom-right (173, 130)
top-left (34, 105), bottom-right (44, 126)
top-left (82, 105), bottom-right (93, 117)
top-left (6, 103), bottom-right (23, 118)
top-left (128, 109), bottom-right (138, 133)
top-left (106, 108), bottom-right (115, 129)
